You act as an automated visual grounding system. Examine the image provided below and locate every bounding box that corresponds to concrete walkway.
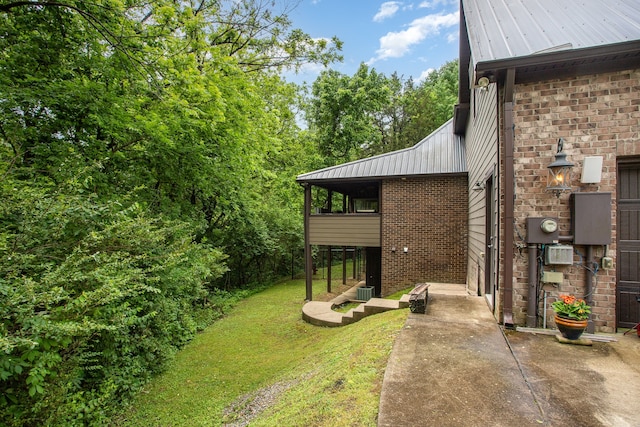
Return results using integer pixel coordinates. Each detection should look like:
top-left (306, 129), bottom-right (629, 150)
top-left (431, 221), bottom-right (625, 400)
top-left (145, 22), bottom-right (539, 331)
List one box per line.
top-left (378, 285), bottom-right (640, 426)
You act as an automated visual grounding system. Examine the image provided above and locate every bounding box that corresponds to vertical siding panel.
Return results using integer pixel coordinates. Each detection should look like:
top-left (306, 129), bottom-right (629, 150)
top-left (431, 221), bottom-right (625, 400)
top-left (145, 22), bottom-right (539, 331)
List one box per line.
top-left (466, 84), bottom-right (500, 295)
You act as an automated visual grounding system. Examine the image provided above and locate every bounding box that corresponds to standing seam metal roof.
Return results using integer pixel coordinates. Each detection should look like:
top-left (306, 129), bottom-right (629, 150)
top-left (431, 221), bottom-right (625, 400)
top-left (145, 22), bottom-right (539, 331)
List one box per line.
top-left (463, 0), bottom-right (640, 65)
top-left (296, 119), bottom-right (466, 183)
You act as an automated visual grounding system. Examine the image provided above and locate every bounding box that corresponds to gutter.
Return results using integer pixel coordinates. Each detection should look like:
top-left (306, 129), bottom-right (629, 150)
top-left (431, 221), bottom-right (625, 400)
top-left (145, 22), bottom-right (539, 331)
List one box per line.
top-left (502, 68), bottom-right (516, 327)
top-left (475, 40), bottom-right (640, 80)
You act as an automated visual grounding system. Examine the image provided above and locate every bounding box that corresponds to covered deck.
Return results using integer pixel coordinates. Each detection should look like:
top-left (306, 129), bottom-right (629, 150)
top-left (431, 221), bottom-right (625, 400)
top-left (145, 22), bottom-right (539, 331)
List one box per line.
top-left (297, 119), bottom-right (467, 301)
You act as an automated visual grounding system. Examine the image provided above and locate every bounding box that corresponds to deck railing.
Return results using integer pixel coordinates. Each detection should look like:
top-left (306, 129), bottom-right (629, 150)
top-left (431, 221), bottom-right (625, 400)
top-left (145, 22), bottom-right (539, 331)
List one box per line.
top-left (308, 213), bottom-right (381, 247)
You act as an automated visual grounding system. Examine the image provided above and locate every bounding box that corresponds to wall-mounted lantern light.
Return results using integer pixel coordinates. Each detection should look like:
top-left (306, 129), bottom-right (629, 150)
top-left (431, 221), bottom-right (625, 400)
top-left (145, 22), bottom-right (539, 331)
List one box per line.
top-left (547, 138), bottom-right (574, 197)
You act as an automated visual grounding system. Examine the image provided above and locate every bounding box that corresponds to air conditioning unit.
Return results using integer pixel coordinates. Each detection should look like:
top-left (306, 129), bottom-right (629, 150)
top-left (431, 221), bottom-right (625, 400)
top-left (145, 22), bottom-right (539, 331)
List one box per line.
top-left (545, 245), bottom-right (573, 265)
top-left (357, 286), bottom-right (374, 301)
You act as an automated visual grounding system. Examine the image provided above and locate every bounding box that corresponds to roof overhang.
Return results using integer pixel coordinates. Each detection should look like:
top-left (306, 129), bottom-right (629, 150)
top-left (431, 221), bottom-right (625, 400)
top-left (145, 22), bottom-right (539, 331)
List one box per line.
top-left (456, 39), bottom-right (640, 134)
top-left (453, 103), bottom-right (469, 135)
top-left (298, 178), bottom-right (380, 199)
top-left (298, 172), bottom-right (468, 197)
top-left (474, 40), bottom-right (640, 86)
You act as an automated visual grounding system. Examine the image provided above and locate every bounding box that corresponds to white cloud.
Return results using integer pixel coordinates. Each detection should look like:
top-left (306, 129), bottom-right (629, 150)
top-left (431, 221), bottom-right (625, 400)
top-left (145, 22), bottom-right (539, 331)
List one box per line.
top-left (419, 0), bottom-right (457, 8)
top-left (373, 1), bottom-right (402, 22)
top-left (368, 11), bottom-right (459, 63)
top-left (416, 68), bottom-right (435, 82)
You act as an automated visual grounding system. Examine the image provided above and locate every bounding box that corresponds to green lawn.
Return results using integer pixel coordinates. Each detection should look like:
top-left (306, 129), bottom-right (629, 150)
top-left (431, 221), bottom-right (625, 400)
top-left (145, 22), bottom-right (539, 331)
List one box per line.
top-left (115, 278), bottom-right (409, 426)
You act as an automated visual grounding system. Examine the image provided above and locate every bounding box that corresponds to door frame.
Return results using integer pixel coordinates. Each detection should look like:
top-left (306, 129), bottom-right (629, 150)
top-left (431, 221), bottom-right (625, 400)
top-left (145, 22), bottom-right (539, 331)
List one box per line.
top-left (484, 173), bottom-right (497, 309)
top-left (616, 157), bottom-right (640, 330)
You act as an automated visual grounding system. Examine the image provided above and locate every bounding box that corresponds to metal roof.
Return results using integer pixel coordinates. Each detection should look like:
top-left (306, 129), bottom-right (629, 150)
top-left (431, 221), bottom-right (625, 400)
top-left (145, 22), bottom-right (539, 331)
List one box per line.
top-left (456, 0), bottom-right (640, 134)
top-left (296, 119), bottom-right (466, 184)
top-left (463, 0), bottom-right (640, 65)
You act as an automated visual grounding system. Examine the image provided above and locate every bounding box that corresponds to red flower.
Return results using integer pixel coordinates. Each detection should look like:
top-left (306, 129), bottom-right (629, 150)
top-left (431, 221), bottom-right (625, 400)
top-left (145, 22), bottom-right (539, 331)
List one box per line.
top-left (553, 294), bottom-right (591, 320)
top-left (560, 294), bottom-right (576, 304)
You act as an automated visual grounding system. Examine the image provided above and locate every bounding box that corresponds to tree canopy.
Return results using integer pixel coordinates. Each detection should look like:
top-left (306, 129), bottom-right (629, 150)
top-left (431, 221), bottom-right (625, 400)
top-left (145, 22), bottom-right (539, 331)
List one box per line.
top-left (0, 0), bottom-right (338, 424)
top-left (305, 60), bottom-right (458, 165)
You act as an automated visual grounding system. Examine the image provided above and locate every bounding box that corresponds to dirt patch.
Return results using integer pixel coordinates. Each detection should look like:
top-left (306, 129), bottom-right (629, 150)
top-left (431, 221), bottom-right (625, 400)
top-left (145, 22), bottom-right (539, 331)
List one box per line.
top-left (222, 380), bottom-right (294, 426)
top-left (222, 378), bottom-right (300, 426)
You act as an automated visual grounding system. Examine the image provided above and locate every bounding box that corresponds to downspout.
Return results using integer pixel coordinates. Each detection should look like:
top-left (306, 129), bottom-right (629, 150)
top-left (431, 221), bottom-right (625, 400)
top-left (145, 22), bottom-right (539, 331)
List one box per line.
top-left (303, 183), bottom-right (313, 301)
top-left (527, 244), bottom-right (537, 327)
top-left (503, 68), bottom-right (516, 327)
top-left (585, 245), bottom-right (595, 333)
top-left (379, 182), bottom-right (383, 296)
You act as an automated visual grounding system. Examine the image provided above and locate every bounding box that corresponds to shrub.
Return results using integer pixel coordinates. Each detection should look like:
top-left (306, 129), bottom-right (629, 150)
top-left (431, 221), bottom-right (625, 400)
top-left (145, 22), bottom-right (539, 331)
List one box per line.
top-left (0, 183), bottom-right (227, 425)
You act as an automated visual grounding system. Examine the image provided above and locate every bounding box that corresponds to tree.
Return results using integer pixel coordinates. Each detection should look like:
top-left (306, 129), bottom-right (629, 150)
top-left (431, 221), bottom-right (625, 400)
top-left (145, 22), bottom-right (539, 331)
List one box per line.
top-left (367, 72), bottom-right (413, 156)
top-left (304, 60), bottom-right (458, 164)
top-left (0, 0), bottom-right (338, 423)
top-left (402, 60), bottom-right (459, 147)
top-left (306, 63), bottom-right (391, 165)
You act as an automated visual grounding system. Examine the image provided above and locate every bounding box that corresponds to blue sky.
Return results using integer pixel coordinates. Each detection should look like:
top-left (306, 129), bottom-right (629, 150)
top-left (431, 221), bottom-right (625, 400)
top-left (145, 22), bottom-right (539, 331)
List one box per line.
top-left (285, 0), bottom-right (460, 85)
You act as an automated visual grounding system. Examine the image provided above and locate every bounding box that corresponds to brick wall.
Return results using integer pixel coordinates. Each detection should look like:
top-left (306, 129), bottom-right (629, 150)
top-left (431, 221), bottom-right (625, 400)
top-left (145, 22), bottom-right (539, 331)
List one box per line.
top-left (381, 176), bottom-right (468, 296)
top-left (510, 69), bottom-right (640, 332)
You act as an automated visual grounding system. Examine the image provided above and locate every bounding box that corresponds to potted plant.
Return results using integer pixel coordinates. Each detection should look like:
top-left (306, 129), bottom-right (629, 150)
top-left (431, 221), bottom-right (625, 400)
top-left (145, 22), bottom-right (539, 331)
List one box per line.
top-left (552, 294), bottom-right (591, 340)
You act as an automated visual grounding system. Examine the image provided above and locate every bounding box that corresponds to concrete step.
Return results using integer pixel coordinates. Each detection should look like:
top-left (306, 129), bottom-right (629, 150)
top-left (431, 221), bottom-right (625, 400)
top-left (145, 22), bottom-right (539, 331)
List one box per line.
top-left (399, 294), bottom-right (411, 309)
top-left (302, 296), bottom-right (409, 327)
top-left (351, 304), bottom-right (368, 321)
top-left (365, 298), bottom-right (402, 314)
top-left (302, 301), bottom-right (343, 327)
top-left (302, 283), bottom-right (462, 327)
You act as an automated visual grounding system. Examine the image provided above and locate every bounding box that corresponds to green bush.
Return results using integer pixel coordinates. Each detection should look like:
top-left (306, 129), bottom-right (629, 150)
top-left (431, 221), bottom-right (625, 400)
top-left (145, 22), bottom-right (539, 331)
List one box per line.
top-left (0, 182), bottom-right (228, 425)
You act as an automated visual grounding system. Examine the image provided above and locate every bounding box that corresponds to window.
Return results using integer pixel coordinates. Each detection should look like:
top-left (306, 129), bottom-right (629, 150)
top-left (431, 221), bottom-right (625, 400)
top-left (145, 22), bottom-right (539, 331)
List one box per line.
top-left (353, 199), bottom-right (378, 213)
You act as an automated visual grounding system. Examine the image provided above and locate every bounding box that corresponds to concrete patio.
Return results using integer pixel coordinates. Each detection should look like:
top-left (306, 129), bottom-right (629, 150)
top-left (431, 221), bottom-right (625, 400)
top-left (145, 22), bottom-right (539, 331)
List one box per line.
top-left (377, 287), bottom-right (640, 426)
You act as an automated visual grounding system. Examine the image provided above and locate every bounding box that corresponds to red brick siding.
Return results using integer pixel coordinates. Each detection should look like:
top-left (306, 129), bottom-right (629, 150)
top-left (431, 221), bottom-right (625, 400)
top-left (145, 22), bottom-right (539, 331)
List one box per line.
top-left (381, 176), bottom-right (468, 296)
top-left (509, 69), bottom-right (640, 332)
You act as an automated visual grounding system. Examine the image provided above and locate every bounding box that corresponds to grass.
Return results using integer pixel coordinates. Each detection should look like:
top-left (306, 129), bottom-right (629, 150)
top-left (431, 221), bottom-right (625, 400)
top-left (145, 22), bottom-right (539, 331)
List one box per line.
top-left (115, 276), bottom-right (410, 426)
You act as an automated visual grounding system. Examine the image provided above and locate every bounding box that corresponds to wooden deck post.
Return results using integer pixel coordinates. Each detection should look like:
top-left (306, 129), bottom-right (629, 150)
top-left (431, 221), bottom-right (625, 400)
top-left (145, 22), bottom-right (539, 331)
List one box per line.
top-left (327, 245), bottom-right (332, 293)
top-left (353, 247), bottom-right (357, 279)
top-left (304, 183), bottom-right (313, 301)
top-left (342, 246), bottom-right (347, 285)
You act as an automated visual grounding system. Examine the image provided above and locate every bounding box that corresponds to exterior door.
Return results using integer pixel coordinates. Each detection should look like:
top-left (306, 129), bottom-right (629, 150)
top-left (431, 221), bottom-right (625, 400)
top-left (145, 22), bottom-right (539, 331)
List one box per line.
top-left (484, 175), bottom-right (497, 309)
top-left (366, 247), bottom-right (382, 297)
top-left (617, 160), bottom-right (640, 329)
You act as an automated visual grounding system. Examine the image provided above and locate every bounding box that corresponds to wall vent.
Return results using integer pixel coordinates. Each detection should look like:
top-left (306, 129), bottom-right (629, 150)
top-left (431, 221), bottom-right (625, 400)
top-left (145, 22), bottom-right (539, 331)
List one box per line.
top-left (545, 245), bottom-right (574, 265)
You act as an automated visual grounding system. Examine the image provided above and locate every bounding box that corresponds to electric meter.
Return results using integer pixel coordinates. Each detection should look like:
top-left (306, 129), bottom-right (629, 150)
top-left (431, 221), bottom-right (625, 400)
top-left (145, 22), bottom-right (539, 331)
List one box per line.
top-left (540, 218), bottom-right (558, 234)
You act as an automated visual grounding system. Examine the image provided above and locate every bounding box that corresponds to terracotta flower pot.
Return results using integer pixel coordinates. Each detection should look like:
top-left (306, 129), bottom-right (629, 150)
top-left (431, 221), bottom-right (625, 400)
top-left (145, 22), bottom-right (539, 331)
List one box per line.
top-left (554, 314), bottom-right (588, 340)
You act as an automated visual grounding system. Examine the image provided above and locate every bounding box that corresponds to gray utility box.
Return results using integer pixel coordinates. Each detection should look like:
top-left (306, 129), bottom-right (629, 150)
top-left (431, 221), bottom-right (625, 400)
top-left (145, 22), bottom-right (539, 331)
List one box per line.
top-left (570, 192), bottom-right (612, 245)
top-left (527, 217), bottom-right (559, 244)
top-left (356, 286), bottom-right (374, 301)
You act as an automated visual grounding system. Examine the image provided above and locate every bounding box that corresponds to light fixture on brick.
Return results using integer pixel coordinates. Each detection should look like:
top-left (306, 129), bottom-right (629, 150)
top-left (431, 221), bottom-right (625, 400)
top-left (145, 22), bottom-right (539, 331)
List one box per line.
top-left (547, 138), bottom-right (574, 197)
